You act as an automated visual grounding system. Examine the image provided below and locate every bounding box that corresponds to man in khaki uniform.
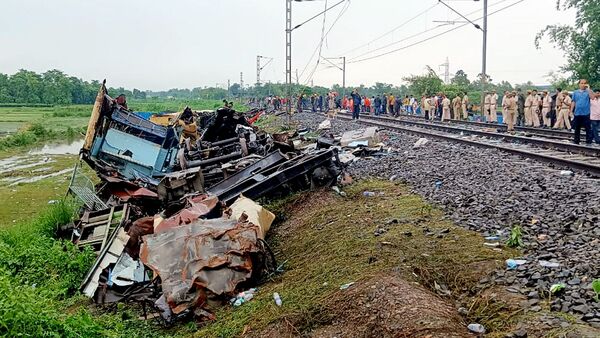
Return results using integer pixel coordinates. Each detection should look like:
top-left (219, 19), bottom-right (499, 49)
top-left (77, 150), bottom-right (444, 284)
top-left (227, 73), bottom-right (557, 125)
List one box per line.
top-left (452, 95), bottom-right (462, 120)
top-left (462, 92), bottom-right (469, 119)
top-left (531, 90), bottom-right (541, 127)
top-left (501, 91), bottom-right (510, 125)
top-left (484, 92), bottom-right (492, 122)
top-left (490, 90), bottom-right (498, 123)
top-left (422, 95), bottom-right (430, 120)
top-left (541, 90), bottom-right (552, 127)
top-left (554, 90), bottom-right (572, 130)
top-left (524, 90), bottom-right (533, 126)
top-left (506, 92), bottom-right (518, 132)
top-left (442, 94), bottom-right (451, 122)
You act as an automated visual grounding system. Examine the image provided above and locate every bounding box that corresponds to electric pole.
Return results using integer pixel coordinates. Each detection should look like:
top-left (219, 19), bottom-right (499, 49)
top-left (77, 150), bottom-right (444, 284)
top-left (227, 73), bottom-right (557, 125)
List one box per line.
top-left (481, 0), bottom-right (488, 117)
top-left (257, 55), bottom-right (274, 86)
top-left (285, 0), bottom-right (292, 122)
top-left (322, 56), bottom-right (346, 96)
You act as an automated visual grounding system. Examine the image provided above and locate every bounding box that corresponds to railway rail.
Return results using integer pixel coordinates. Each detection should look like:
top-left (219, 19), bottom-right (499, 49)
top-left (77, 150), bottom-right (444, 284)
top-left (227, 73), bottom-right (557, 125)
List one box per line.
top-left (336, 113), bottom-right (600, 177)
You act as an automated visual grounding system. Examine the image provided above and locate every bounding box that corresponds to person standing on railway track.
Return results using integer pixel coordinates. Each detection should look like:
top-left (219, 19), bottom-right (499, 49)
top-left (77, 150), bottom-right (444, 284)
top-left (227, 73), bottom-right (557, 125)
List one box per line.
top-left (571, 79), bottom-right (595, 144)
top-left (591, 90), bottom-right (600, 144)
top-left (483, 92), bottom-right (492, 122)
top-left (506, 92), bottom-right (517, 132)
top-left (490, 90), bottom-right (499, 123)
top-left (541, 90), bottom-right (552, 128)
top-left (452, 94), bottom-right (462, 120)
top-left (441, 94), bottom-right (451, 122)
top-left (524, 90), bottom-right (533, 126)
top-left (501, 91), bottom-right (509, 125)
top-left (462, 92), bottom-right (469, 120)
top-left (387, 93), bottom-right (395, 115)
top-left (531, 90), bottom-right (541, 127)
top-left (553, 89), bottom-right (565, 129)
top-left (555, 90), bottom-right (572, 130)
top-left (351, 89), bottom-right (362, 120)
top-left (516, 89), bottom-right (525, 126)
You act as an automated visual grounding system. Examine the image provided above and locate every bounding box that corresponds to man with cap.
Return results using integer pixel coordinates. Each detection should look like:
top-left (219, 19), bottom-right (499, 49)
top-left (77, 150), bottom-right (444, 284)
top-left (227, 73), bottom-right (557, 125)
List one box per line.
top-left (490, 90), bottom-right (498, 123)
top-left (524, 90), bottom-right (533, 126)
top-left (484, 92), bottom-right (492, 122)
top-left (516, 88), bottom-right (525, 126)
top-left (452, 94), bottom-right (462, 120)
top-left (531, 90), bottom-right (541, 127)
top-left (555, 90), bottom-right (572, 130)
top-left (541, 90), bottom-right (552, 127)
top-left (501, 91), bottom-right (510, 125)
top-left (462, 92), bottom-right (469, 120)
top-left (506, 91), bottom-right (518, 132)
top-left (442, 94), bottom-right (451, 122)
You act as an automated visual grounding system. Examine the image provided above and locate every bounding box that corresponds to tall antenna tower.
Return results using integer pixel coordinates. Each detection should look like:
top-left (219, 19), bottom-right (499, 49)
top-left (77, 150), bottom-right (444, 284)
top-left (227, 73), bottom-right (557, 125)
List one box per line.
top-left (439, 57), bottom-right (450, 84)
top-left (240, 72), bottom-right (244, 91)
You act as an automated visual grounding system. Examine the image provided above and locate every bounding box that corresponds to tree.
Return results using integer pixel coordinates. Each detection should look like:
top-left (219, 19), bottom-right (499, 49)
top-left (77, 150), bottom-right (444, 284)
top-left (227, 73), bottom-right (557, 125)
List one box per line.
top-left (535, 0), bottom-right (600, 88)
top-left (451, 70), bottom-right (470, 88)
top-left (402, 67), bottom-right (443, 96)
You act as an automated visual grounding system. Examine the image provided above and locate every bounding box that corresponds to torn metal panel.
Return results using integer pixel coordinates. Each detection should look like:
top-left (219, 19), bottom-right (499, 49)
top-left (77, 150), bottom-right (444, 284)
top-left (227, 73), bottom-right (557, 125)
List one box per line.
top-left (209, 151), bottom-right (287, 198)
top-left (140, 218), bottom-right (261, 314)
top-left (81, 225), bottom-right (131, 298)
top-left (156, 166), bottom-right (204, 203)
top-left (212, 148), bottom-right (341, 205)
top-left (154, 194), bottom-right (220, 233)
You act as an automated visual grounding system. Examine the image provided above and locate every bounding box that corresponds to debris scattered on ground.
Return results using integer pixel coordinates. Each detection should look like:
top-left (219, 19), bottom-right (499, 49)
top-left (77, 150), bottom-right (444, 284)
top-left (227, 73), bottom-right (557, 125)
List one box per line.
top-left (62, 85), bottom-right (400, 325)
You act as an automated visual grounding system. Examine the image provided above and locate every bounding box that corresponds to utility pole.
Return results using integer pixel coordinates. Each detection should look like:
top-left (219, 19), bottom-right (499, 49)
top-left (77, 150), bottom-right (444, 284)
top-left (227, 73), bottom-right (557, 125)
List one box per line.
top-left (227, 79), bottom-right (231, 96)
top-left (285, 0), bottom-right (347, 125)
top-left (257, 55), bottom-right (274, 86)
top-left (481, 0), bottom-right (488, 116)
top-left (285, 0), bottom-right (292, 123)
top-left (240, 72), bottom-right (244, 91)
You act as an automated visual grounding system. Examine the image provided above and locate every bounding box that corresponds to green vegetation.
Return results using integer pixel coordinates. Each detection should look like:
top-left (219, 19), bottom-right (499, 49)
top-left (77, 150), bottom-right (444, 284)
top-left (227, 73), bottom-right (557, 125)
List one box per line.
top-left (592, 279), bottom-right (600, 302)
top-left (196, 180), bottom-right (512, 337)
top-left (506, 225), bottom-right (524, 248)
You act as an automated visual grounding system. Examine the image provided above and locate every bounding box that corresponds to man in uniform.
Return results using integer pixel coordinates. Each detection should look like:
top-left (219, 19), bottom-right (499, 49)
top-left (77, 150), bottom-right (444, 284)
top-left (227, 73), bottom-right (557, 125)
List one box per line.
top-left (452, 94), bottom-right (462, 120)
top-left (484, 92), bottom-right (492, 122)
top-left (501, 91), bottom-right (510, 125)
top-left (524, 90), bottom-right (533, 126)
top-left (553, 89), bottom-right (564, 128)
top-left (555, 90), bottom-right (572, 130)
top-left (490, 90), bottom-right (498, 123)
top-left (462, 92), bottom-right (469, 120)
top-left (516, 88), bottom-right (525, 126)
top-left (442, 94), bottom-right (451, 122)
top-left (541, 90), bottom-right (552, 127)
top-left (422, 95), bottom-right (430, 120)
top-left (506, 92), bottom-right (518, 132)
top-left (531, 90), bottom-right (541, 127)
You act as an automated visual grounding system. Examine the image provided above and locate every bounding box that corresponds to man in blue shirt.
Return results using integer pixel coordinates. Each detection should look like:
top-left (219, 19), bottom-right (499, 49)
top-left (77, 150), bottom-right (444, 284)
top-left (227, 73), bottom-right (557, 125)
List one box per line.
top-left (571, 79), bottom-right (595, 144)
top-left (351, 89), bottom-right (362, 120)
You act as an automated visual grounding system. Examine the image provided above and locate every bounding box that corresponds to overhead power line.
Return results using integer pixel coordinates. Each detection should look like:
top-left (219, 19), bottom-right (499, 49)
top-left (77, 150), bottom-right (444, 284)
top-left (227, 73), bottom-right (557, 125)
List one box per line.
top-left (348, 0), bottom-right (524, 64)
top-left (344, 0), bottom-right (511, 62)
top-left (339, 1), bottom-right (440, 56)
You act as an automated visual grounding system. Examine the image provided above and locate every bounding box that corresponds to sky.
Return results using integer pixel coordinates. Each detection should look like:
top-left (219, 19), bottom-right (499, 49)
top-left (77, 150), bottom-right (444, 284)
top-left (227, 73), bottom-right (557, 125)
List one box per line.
top-left (0, 0), bottom-right (576, 91)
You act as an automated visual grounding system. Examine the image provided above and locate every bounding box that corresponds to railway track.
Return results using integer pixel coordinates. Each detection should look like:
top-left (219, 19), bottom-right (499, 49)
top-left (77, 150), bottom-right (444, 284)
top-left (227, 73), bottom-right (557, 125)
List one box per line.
top-left (394, 112), bottom-right (573, 141)
top-left (336, 113), bottom-right (600, 177)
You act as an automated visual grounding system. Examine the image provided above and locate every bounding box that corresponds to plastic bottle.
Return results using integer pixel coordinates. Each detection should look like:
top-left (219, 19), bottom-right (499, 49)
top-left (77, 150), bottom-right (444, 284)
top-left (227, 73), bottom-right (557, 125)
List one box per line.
top-left (363, 191), bottom-right (376, 197)
top-left (467, 323), bottom-right (486, 334)
top-left (273, 292), bottom-right (282, 306)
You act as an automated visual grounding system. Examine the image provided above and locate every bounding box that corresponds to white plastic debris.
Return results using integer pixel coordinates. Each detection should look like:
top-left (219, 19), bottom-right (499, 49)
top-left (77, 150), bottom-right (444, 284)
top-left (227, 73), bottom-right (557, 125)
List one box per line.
top-left (413, 138), bottom-right (429, 148)
top-left (339, 282), bottom-right (355, 290)
top-left (539, 260), bottom-right (560, 268)
top-left (560, 170), bottom-right (574, 176)
top-left (318, 119), bottom-right (332, 130)
top-left (273, 292), bottom-right (282, 306)
top-left (467, 323), bottom-right (486, 334)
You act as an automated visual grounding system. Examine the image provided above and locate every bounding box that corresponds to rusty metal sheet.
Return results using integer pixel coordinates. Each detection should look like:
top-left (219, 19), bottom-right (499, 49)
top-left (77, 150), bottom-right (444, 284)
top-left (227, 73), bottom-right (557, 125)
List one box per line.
top-left (154, 194), bottom-right (219, 233)
top-left (139, 218), bottom-right (261, 314)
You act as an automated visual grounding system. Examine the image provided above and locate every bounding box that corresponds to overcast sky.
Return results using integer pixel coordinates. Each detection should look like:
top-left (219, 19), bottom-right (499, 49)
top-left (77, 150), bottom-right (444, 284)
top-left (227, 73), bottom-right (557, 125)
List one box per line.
top-left (0, 0), bottom-right (575, 91)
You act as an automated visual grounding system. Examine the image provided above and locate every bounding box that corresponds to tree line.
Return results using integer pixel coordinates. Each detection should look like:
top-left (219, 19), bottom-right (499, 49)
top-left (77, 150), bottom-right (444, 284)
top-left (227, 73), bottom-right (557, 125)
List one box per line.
top-left (0, 69), bottom-right (148, 105)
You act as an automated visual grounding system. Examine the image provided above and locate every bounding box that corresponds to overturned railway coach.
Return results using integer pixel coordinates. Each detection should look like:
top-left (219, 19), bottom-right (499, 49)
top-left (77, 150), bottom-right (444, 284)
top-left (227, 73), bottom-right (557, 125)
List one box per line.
top-left (82, 82), bottom-right (183, 184)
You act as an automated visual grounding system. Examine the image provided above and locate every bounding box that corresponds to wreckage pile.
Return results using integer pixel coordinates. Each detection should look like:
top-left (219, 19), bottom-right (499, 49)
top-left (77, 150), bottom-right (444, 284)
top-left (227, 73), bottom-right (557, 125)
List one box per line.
top-left (64, 84), bottom-right (386, 324)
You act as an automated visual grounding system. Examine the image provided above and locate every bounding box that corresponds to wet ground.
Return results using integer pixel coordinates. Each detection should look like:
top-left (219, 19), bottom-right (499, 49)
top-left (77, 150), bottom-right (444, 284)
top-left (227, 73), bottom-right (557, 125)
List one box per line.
top-left (0, 139), bottom-right (83, 225)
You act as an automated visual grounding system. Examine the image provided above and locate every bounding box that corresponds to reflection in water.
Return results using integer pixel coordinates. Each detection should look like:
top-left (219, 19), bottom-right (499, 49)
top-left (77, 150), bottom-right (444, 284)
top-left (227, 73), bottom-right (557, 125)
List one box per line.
top-left (29, 139), bottom-right (83, 155)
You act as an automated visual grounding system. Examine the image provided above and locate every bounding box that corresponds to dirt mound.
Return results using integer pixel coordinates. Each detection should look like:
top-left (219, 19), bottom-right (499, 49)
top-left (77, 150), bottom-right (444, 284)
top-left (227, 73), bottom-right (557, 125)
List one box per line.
top-left (252, 274), bottom-right (470, 338)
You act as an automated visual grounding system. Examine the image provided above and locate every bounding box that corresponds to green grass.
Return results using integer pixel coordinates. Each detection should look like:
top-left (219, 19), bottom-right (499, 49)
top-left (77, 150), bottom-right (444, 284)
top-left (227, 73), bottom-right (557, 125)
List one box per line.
top-left (196, 180), bottom-right (512, 337)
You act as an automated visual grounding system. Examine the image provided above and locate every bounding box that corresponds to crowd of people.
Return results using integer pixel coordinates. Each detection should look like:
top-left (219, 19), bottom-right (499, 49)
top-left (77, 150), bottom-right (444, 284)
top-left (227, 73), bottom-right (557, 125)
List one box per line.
top-left (249, 79), bottom-right (600, 145)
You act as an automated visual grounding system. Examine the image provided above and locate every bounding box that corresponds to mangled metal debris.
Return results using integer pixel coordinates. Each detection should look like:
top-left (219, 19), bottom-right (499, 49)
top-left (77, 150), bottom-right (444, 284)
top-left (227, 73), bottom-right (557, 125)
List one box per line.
top-left (68, 82), bottom-right (352, 324)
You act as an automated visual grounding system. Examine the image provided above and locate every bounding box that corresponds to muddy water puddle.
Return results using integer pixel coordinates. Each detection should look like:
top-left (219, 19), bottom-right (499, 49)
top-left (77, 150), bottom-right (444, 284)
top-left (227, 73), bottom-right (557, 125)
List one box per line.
top-left (0, 139), bottom-right (82, 185)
